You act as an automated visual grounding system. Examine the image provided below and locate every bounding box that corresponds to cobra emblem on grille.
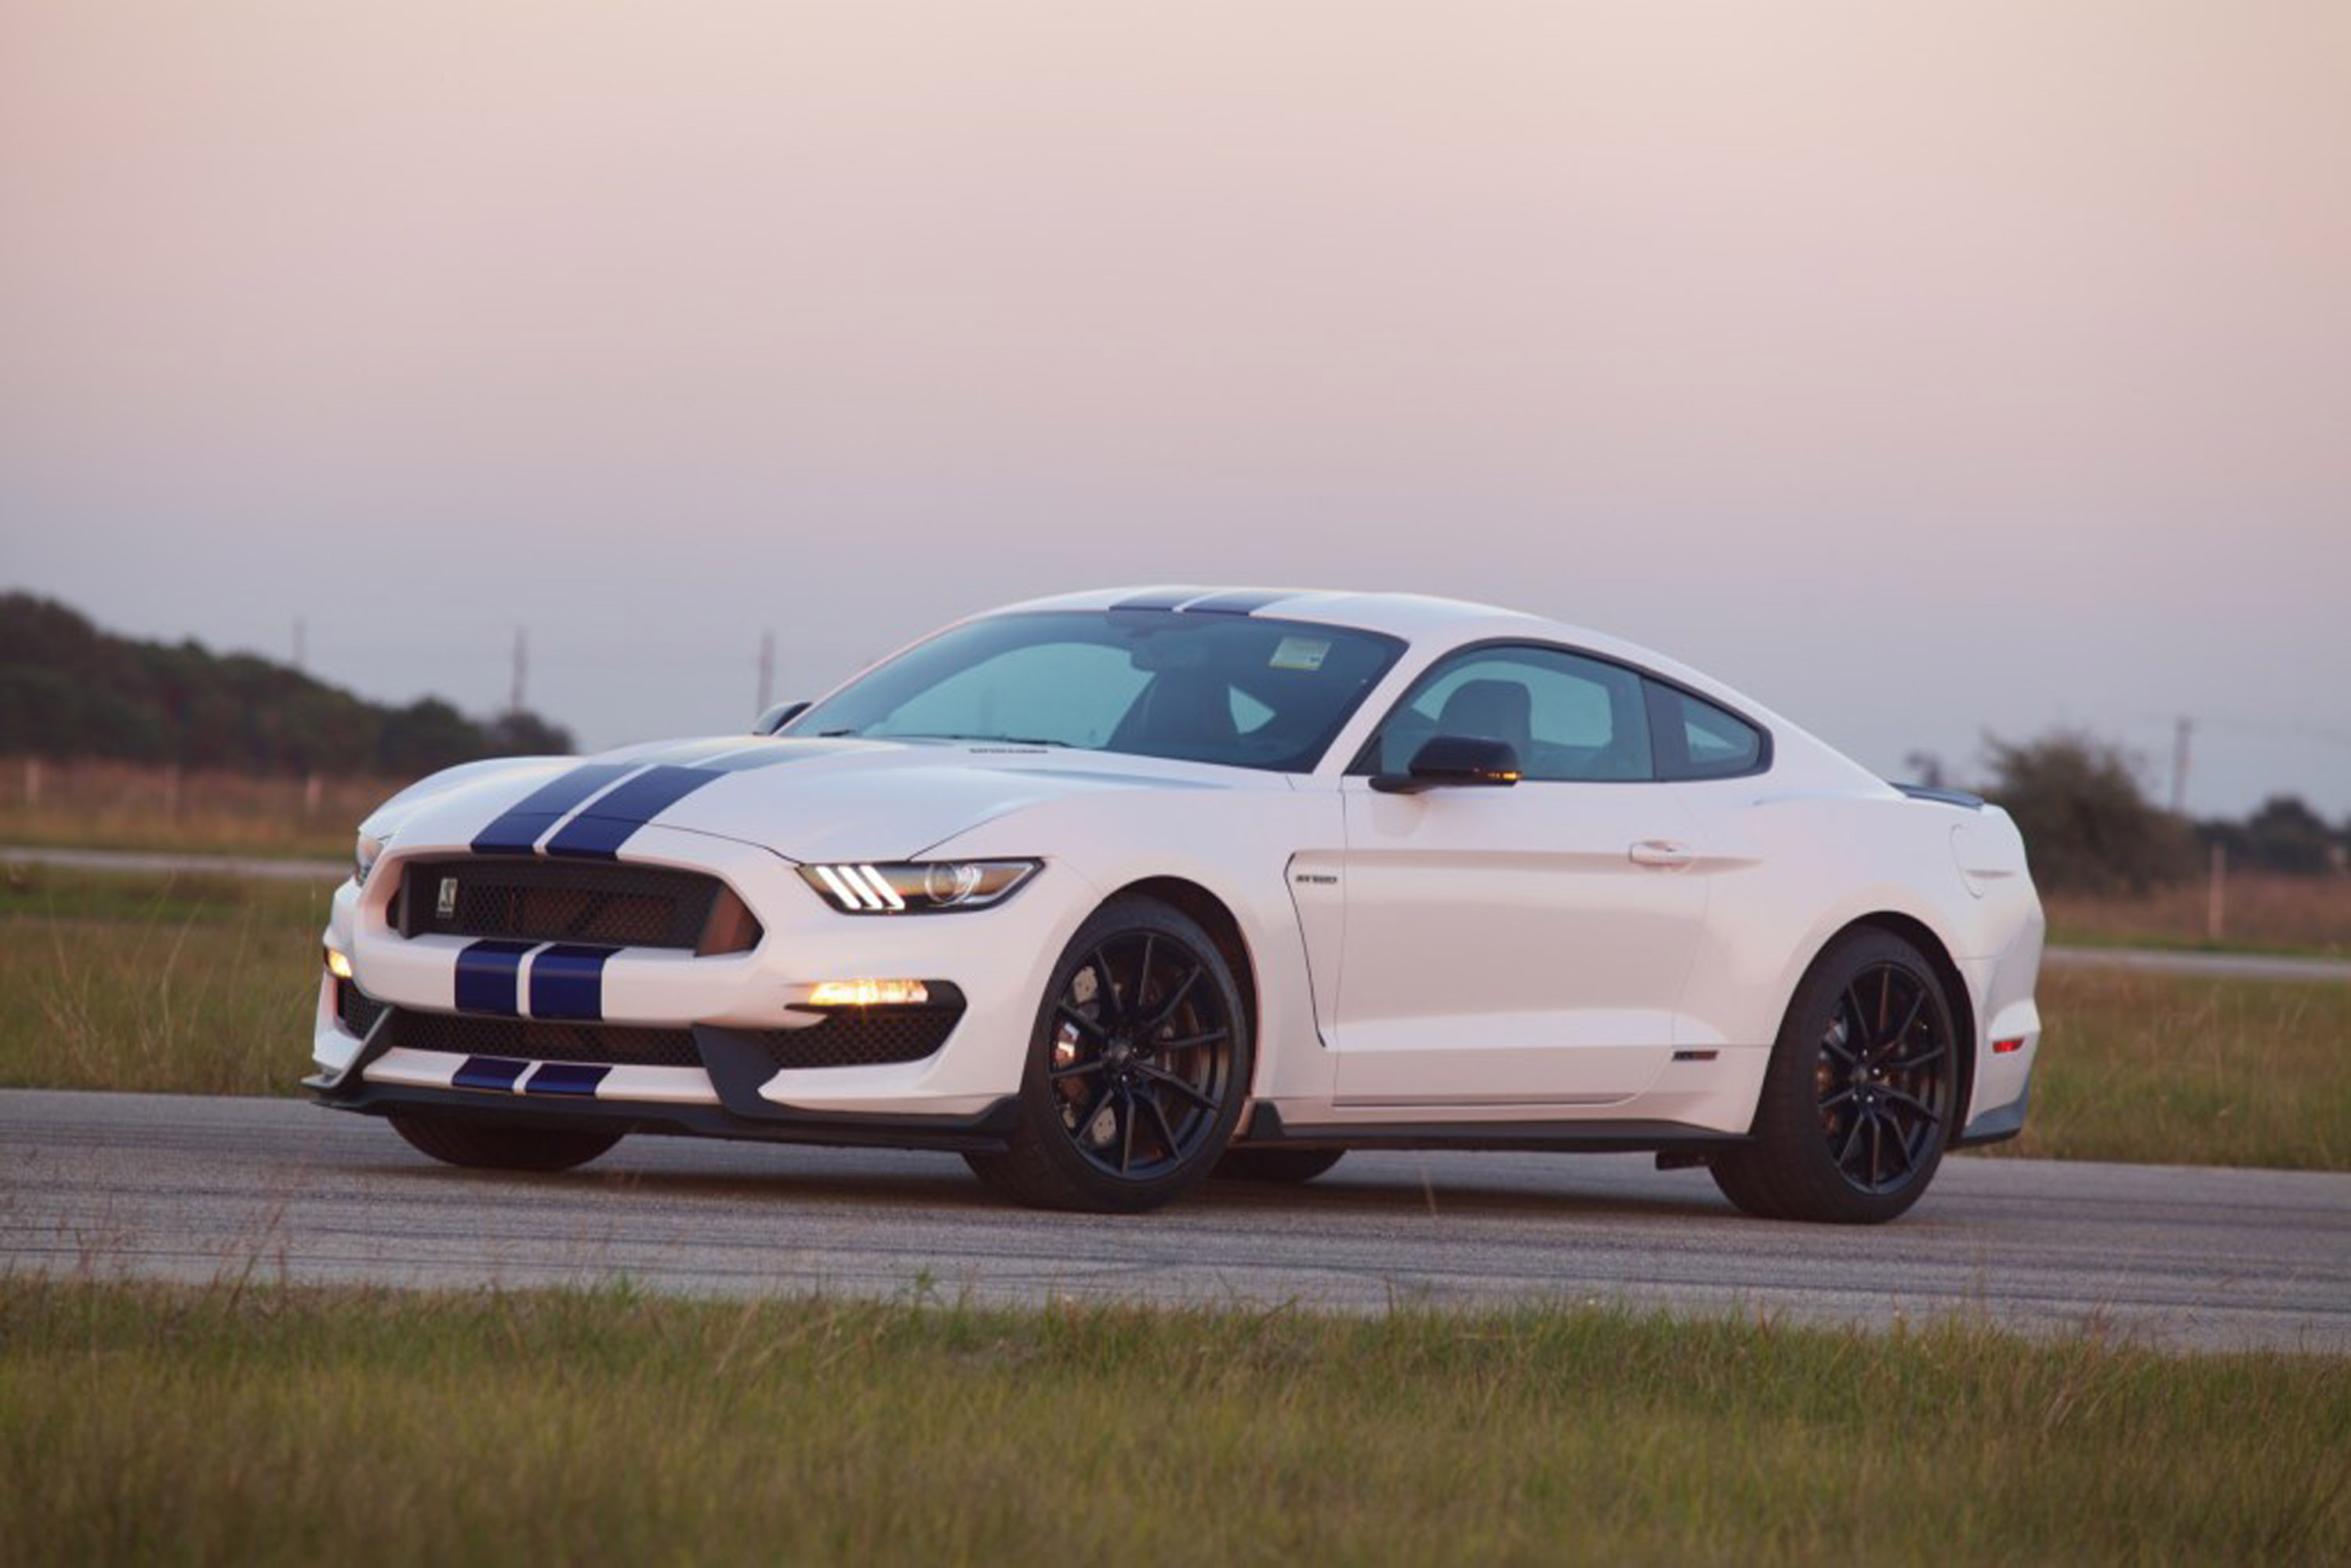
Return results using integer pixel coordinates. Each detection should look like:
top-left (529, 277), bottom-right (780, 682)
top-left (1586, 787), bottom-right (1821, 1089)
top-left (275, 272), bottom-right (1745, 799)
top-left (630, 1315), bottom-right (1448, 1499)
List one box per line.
top-left (437, 877), bottom-right (459, 920)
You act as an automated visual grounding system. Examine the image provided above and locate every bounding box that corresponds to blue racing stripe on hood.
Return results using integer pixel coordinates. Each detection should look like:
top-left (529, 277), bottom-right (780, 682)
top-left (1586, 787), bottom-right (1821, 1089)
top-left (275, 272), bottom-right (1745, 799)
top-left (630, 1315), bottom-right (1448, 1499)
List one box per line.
top-left (542, 765), bottom-right (724, 859)
top-left (470, 763), bottom-right (637, 855)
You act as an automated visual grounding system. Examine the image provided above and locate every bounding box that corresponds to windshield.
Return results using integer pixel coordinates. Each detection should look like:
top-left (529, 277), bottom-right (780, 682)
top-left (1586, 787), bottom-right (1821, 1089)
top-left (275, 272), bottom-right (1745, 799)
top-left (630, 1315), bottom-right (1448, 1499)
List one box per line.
top-left (792, 610), bottom-right (1407, 773)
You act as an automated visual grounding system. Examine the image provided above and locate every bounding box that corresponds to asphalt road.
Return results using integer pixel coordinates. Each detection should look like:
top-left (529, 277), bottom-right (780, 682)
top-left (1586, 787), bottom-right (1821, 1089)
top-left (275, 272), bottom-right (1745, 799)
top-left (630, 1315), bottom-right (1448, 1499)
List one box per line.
top-left (5, 1089), bottom-right (2345, 1352)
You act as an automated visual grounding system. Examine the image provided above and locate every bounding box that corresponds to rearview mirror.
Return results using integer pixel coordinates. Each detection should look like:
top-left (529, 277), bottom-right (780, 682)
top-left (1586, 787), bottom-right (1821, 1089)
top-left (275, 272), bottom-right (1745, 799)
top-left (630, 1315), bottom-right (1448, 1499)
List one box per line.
top-left (753, 699), bottom-right (810, 735)
top-left (1370, 735), bottom-right (1522, 794)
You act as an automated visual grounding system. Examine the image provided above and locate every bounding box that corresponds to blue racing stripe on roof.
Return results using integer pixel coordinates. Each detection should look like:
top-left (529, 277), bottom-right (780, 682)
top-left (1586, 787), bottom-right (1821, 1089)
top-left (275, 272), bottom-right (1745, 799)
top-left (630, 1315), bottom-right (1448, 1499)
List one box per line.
top-left (1180, 589), bottom-right (1298, 615)
top-left (453, 939), bottom-right (535, 1016)
top-left (528, 944), bottom-right (615, 1022)
top-left (525, 1062), bottom-right (611, 1098)
top-left (470, 763), bottom-right (637, 855)
top-left (452, 1055), bottom-right (530, 1093)
top-left (1108, 587), bottom-right (1206, 612)
top-left (542, 765), bottom-right (722, 859)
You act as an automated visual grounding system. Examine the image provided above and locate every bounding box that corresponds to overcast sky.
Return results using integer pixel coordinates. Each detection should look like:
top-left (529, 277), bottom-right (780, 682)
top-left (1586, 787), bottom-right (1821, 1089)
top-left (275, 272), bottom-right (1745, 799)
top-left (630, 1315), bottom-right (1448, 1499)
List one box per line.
top-left (3, 1), bottom-right (2346, 817)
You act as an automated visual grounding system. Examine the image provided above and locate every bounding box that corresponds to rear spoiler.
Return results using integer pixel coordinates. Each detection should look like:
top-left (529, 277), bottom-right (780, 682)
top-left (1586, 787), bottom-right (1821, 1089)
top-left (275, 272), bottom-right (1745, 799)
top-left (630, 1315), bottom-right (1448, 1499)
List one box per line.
top-left (1893, 782), bottom-right (1984, 811)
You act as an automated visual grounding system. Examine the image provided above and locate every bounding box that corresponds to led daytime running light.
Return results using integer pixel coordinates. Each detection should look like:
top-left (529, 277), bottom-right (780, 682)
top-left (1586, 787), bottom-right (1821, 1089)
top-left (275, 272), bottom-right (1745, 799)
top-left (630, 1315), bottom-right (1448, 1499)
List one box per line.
top-left (799, 859), bottom-right (1038, 914)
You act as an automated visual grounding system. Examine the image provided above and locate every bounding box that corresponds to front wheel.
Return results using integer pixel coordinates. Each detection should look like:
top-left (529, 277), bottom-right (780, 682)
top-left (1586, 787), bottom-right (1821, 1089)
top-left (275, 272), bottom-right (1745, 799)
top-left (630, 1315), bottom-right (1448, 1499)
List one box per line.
top-left (1710, 930), bottom-right (1959, 1224)
top-left (964, 895), bottom-right (1250, 1213)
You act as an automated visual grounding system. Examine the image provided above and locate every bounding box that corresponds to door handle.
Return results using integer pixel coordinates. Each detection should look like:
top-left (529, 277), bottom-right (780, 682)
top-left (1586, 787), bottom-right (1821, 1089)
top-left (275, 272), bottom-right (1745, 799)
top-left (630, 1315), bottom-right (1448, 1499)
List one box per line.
top-left (1628, 840), bottom-right (1695, 869)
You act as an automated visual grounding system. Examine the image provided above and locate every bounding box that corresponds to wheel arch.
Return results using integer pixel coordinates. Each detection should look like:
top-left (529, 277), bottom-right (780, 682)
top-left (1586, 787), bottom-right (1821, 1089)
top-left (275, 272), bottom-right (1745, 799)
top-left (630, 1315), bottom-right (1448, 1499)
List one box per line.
top-left (1105, 875), bottom-right (1260, 1063)
top-left (1794, 911), bottom-right (1979, 1127)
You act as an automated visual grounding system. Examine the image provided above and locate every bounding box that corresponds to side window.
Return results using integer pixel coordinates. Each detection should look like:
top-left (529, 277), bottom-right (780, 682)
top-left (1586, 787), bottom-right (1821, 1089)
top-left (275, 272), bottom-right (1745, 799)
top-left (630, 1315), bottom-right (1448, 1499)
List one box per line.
top-left (1361, 645), bottom-right (1654, 782)
top-left (1646, 681), bottom-right (1766, 779)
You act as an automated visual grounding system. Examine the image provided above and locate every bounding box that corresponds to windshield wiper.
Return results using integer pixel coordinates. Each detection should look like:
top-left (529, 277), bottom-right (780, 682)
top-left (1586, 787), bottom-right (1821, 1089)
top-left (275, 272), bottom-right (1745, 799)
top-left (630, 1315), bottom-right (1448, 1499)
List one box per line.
top-left (909, 732), bottom-right (1072, 748)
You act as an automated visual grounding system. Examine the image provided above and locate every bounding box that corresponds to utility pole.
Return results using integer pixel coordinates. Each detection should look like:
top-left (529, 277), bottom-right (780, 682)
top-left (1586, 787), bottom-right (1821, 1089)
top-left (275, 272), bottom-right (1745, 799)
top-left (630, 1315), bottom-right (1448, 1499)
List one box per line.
top-left (2169, 716), bottom-right (2193, 816)
top-left (510, 627), bottom-right (529, 715)
top-left (756, 630), bottom-right (775, 713)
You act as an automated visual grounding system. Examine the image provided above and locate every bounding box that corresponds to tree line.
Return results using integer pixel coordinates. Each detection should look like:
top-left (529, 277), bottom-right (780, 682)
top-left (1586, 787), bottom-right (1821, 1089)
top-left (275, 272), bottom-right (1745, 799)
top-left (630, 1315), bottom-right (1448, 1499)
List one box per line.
top-left (1954, 731), bottom-right (2349, 895)
top-left (0, 591), bottom-right (573, 777)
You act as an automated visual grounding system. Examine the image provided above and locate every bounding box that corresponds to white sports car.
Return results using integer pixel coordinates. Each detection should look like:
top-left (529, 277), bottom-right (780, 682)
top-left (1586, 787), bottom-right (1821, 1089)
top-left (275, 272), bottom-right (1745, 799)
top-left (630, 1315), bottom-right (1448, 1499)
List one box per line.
top-left (311, 588), bottom-right (2044, 1222)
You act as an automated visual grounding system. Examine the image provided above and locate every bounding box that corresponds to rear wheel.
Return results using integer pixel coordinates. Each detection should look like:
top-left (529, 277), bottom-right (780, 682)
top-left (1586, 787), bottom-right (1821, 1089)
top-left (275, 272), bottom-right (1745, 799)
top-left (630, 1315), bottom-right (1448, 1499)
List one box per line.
top-left (1711, 929), bottom-right (1958, 1224)
top-left (1211, 1147), bottom-right (1344, 1185)
top-left (388, 1112), bottom-right (623, 1174)
top-left (964, 895), bottom-right (1250, 1213)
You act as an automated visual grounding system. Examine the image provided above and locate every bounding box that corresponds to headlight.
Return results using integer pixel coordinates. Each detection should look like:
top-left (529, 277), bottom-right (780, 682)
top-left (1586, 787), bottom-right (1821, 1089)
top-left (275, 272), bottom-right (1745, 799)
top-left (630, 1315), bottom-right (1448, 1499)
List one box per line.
top-left (800, 859), bottom-right (1039, 914)
top-left (354, 830), bottom-right (391, 886)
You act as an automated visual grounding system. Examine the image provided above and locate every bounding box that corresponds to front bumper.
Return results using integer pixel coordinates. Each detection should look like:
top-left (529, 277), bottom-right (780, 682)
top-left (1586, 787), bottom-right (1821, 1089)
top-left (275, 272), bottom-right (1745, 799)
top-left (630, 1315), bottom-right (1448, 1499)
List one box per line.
top-left (311, 823), bottom-right (1094, 1126)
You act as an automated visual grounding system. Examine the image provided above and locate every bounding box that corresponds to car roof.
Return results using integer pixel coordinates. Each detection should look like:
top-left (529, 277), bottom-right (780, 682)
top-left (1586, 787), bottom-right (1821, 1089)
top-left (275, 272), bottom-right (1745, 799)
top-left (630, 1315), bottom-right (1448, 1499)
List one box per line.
top-left (994, 586), bottom-right (1721, 690)
top-left (998, 586), bottom-right (1540, 639)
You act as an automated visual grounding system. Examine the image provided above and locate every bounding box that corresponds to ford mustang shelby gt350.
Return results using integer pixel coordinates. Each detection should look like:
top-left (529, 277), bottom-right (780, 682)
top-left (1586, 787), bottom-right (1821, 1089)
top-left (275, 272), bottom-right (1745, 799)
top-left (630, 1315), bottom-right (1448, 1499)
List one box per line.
top-left (310, 587), bottom-right (2043, 1221)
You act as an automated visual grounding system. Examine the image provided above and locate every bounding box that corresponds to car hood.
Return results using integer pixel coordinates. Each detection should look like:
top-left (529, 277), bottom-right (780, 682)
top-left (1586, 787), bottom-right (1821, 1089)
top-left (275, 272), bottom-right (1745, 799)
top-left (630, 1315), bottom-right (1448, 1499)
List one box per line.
top-left (378, 735), bottom-right (1253, 863)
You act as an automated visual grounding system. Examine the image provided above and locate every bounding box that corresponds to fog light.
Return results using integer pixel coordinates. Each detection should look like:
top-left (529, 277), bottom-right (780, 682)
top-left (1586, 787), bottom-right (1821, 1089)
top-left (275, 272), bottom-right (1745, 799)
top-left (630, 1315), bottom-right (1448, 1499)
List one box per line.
top-left (807, 978), bottom-right (930, 1007)
top-left (325, 946), bottom-right (354, 981)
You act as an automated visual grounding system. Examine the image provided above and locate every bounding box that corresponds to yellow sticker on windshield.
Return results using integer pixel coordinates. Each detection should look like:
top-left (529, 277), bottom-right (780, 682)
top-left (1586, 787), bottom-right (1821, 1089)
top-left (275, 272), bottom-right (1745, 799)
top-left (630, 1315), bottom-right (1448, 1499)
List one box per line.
top-left (1269, 636), bottom-right (1330, 672)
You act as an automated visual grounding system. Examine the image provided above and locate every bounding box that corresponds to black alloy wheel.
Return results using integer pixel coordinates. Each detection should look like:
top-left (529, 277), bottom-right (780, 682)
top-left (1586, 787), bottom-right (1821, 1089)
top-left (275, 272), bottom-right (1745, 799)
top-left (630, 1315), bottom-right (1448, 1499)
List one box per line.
top-left (965, 895), bottom-right (1250, 1212)
top-left (1710, 929), bottom-right (1958, 1224)
top-left (1813, 960), bottom-right (1952, 1194)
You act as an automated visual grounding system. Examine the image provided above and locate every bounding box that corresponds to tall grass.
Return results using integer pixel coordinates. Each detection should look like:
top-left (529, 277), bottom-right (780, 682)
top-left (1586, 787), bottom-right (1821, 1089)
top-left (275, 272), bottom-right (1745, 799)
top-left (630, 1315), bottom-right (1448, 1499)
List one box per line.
top-left (1995, 964), bottom-right (2351, 1170)
top-left (0, 863), bottom-right (327, 1096)
top-left (2, 1279), bottom-right (2345, 1566)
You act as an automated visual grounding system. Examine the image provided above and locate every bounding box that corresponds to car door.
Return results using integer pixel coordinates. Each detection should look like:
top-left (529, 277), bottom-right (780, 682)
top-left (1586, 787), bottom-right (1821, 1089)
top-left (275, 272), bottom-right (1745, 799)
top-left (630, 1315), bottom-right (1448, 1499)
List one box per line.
top-left (1330, 644), bottom-right (1709, 1107)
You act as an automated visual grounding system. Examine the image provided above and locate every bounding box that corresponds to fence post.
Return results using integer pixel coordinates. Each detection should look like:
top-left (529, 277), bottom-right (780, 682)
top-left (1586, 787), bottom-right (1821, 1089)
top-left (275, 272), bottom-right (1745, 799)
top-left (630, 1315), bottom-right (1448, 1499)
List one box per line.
top-left (303, 772), bottom-right (323, 819)
top-left (23, 757), bottom-right (38, 808)
top-left (2205, 841), bottom-right (2227, 945)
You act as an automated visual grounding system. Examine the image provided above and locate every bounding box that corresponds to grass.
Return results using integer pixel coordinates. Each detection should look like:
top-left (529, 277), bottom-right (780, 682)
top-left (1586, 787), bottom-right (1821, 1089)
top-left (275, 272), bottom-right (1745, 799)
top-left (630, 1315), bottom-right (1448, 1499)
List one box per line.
top-left (1993, 963), bottom-right (2351, 1171)
top-left (0, 863), bottom-right (328, 1098)
top-left (3, 867), bottom-right (2349, 1170)
top-left (2046, 870), bottom-right (2351, 959)
top-left (0, 755), bottom-right (390, 861)
top-left (2, 1278), bottom-right (2344, 1567)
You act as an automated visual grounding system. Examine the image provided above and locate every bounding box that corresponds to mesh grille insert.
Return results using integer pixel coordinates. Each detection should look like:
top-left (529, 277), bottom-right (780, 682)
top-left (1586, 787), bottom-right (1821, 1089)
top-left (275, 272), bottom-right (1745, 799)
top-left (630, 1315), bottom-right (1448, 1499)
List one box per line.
top-left (386, 1009), bottom-right (705, 1068)
top-left (768, 1009), bottom-right (962, 1069)
top-left (336, 979), bottom-right (389, 1038)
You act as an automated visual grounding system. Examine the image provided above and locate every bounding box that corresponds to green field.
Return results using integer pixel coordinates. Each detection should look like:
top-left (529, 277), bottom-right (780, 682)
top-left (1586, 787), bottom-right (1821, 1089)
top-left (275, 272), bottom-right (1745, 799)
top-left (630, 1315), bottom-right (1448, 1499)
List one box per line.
top-left (2, 1279), bottom-right (2342, 1567)
top-left (4, 866), bottom-right (2349, 1171)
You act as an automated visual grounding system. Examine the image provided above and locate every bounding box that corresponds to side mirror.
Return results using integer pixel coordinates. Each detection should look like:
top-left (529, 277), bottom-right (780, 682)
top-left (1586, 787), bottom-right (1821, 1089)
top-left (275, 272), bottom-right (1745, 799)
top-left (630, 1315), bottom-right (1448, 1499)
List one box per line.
top-left (753, 699), bottom-right (810, 736)
top-left (1370, 735), bottom-right (1522, 794)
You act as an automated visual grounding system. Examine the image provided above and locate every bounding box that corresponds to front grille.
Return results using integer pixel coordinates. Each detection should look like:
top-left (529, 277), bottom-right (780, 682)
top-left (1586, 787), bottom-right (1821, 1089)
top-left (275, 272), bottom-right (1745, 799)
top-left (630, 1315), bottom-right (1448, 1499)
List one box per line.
top-left (385, 1008), bottom-right (703, 1068)
top-left (767, 1007), bottom-right (962, 1069)
top-left (336, 979), bottom-right (389, 1037)
top-left (397, 856), bottom-right (757, 953)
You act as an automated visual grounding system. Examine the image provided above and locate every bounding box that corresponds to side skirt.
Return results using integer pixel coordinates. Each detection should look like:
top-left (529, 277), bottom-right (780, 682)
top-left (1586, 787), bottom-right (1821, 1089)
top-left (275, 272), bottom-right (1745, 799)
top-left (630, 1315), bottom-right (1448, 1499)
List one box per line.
top-left (1229, 1102), bottom-right (1748, 1156)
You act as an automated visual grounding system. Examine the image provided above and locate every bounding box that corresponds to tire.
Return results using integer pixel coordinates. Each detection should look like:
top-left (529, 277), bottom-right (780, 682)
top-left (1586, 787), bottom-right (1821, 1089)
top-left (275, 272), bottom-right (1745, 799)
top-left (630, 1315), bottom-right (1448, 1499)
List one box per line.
top-left (964, 895), bottom-right (1251, 1213)
top-left (1710, 929), bottom-right (1960, 1225)
top-left (388, 1112), bottom-right (623, 1174)
top-left (1211, 1147), bottom-right (1344, 1185)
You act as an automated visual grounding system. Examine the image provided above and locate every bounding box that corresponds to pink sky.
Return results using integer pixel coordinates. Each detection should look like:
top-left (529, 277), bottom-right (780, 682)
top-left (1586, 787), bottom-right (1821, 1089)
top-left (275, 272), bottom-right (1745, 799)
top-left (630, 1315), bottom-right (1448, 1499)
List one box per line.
top-left (3, 2), bottom-right (2346, 813)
